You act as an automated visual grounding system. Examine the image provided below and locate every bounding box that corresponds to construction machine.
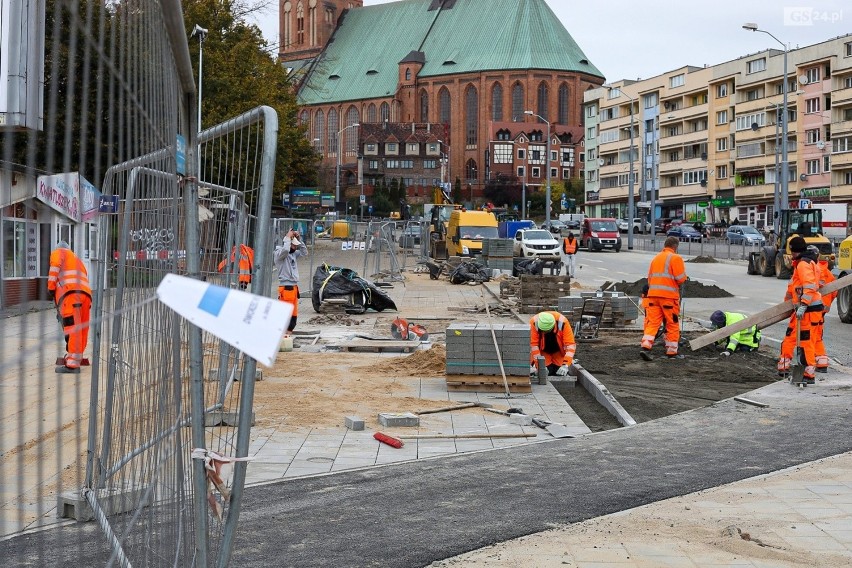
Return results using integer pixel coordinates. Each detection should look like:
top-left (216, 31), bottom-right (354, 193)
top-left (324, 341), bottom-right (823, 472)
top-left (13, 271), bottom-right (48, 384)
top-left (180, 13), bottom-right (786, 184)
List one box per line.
top-left (835, 234), bottom-right (852, 323)
top-left (752, 208), bottom-right (835, 279)
top-left (425, 187), bottom-right (462, 260)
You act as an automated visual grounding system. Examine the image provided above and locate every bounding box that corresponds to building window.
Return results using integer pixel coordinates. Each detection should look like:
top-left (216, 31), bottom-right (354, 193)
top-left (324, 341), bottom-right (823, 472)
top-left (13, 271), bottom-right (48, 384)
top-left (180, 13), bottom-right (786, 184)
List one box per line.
top-left (806, 159), bottom-right (820, 175)
top-left (439, 88), bottom-right (451, 124)
top-left (327, 108), bottom-right (339, 154)
top-left (536, 82), bottom-right (549, 123)
top-left (669, 74), bottom-right (685, 88)
top-left (716, 110), bottom-right (728, 125)
top-left (717, 137), bottom-right (728, 151)
top-left (517, 166), bottom-right (525, 178)
top-left (824, 155), bottom-right (831, 173)
top-left (735, 112), bottom-right (766, 131)
top-left (586, 126), bottom-right (596, 140)
top-left (367, 103), bottom-right (377, 123)
top-left (465, 159), bottom-right (478, 182)
top-left (746, 88), bottom-right (761, 101)
top-left (833, 136), bottom-right (852, 153)
top-left (846, 42), bottom-right (852, 57)
top-left (805, 67), bottom-right (820, 83)
top-left (682, 170), bottom-right (707, 185)
top-left (805, 98), bottom-right (820, 114)
top-left (556, 83), bottom-right (569, 124)
top-left (423, 159), bottom-right (438, 169)
top-left (517, 148), bottom-right (526, 161)
top-left (643, 92), bottom-right (657, 109)
top-left (806, 129), bottom-right (821, 144)
top-left (531, 167), bottom-right (540, 178)
top-left (314, 110), bottom-right (325, 153)
top-left (716, 83), bottom-right (728, 97)
top-left (365, 143), bottom-right (377, 154)
top-left (512, 83), bottom-right (524, 121)
top-left (692, 93), bottom-right (708, 105)
top-left (586, 104), bottom-right (596, 118)
top-left (406, 142), bottom-right (419, 154)
top-left (465, 85), bottom-right (479, 146)
top-left (491, 83), bottom-right (503, 121)
top-left (493, 144), bottom-right (513, 164)
top-left (419, 90), bottom-right (429, 122)
top-left (380, 102), bottom-right (390, 122)
top-left (2, 219), bottom-right (33, 277)
top-left (717, 165), bottom-right (728, 179)
top-left (368, 160), bottom-right (379, 170)
top-left (405, 68), bottom-right (411, 81)
top-left (386, 142), bottom-right (398, 154)
top-left (746, 58), bottom-right (766, 74)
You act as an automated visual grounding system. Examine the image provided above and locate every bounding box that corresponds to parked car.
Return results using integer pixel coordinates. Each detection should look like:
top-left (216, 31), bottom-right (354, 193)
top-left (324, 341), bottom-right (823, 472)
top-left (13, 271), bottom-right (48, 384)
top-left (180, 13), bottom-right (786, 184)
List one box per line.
top-left (544, 219), bottom-right (567, 234)
top-left (398, 225), bottom-right (422, 248)
top-left (654, 217), bottom-right (673, 234)
top-left (617, 217), bottom-right (651, 234)
top-left (581, 218), bottom-right (622, 252)
top-left (667, 225), bottom-right (703, 242)
top-left (513, 228), bottom-right (561, 260)
top-left (726, 225), bottom-right (766, 245)
top-left (563, 219), bottom-right (581, 231)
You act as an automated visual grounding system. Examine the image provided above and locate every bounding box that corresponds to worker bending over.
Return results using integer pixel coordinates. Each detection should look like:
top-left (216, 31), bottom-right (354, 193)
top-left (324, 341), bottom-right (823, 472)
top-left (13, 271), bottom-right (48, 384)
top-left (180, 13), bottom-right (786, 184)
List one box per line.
top-left (48, 242), bottom-right (92, 374)
top-left (640, 236), bottom-right (688, 360)
top-left (777, 237), bottom-right (824, 384)
top-left (710, 310), bottom-right (761, 355)
top-left (529, 311), bottom-right (576, 377)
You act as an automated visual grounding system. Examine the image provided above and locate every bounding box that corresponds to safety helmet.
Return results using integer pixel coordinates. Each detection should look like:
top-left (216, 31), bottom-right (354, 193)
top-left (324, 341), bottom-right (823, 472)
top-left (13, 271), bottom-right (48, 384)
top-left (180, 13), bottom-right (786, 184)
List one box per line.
top-left (710, 310), bottom-right (726, 329)
top-left (536, 312), bottom-right (556, 332)
top-left (806, 245), bottom-right (820, 255)
top-left (789, 236), bottom-right (807, 253)
top-left (55, 241), bottom-right (69, 250)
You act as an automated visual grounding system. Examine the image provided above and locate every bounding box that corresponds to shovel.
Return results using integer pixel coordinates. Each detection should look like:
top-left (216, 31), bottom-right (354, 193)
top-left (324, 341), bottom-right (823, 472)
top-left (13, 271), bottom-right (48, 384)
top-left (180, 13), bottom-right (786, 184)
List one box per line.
top-left (531, 418), bottom-right (575, 438)
top-left (791, 307), bottom-right (805, 386)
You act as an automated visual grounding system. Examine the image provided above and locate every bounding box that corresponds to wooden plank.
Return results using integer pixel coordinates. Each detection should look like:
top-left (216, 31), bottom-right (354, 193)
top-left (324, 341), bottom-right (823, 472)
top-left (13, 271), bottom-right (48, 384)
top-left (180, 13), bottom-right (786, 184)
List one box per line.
top-left (689, 272), bottom-right (852, 351)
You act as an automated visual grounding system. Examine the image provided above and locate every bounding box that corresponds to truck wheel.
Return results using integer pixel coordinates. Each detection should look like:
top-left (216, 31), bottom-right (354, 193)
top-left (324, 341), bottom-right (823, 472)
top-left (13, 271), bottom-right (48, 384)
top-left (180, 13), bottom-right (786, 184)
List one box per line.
top-left (775, 253), bottom-right (792, 280)
top-left (747, 252), bottom-right (760, 275)
top-left (760, 248), bottom-right (776, 277)
top-left (837, 280), bottom-right (852, 324)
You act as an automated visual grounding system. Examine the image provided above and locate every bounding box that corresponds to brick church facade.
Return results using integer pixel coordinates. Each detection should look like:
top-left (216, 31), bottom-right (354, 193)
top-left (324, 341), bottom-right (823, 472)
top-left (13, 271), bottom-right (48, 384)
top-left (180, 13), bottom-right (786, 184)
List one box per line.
top-left (279, 0), bottom-right (605, 208)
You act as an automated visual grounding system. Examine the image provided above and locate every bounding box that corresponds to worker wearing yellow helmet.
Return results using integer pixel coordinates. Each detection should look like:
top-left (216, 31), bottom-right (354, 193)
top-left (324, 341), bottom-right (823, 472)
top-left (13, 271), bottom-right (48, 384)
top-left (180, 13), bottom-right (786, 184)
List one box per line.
top-left (529, 311), bottom-right (576, 377)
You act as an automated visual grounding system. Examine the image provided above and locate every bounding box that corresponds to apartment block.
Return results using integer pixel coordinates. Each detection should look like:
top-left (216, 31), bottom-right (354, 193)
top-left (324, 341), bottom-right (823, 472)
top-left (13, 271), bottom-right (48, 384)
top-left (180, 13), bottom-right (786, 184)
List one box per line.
top-left (584, 34), bottom-right (852, 233)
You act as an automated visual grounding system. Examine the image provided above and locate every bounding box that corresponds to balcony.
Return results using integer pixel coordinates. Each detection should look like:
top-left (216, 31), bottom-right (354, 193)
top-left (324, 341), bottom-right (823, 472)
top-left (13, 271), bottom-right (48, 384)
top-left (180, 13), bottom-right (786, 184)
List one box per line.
top-left (833, 86), bottom-right (852, 106)
top-left (658, 131), bottom-right (706, 149)
top-left (831, 151), bottom-right (852, 168)
top-left (734, 154), bottom-right (770, 171)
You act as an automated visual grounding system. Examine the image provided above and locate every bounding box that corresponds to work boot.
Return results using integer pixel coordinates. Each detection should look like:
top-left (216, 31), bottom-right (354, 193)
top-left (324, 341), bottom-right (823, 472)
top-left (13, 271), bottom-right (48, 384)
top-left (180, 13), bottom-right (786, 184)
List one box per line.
top-left (804, 377), bottom-right (816, 385)
top-left (777, 371), bottom-right (789, 380)
top-left (55, 366), bottom-right (80, 374)
top-left (816, 367), bottom-right (828, 374)
top-left (640, 349), bottom-right (653, 361)
top-left (666, 353), bottom-right (685, 360)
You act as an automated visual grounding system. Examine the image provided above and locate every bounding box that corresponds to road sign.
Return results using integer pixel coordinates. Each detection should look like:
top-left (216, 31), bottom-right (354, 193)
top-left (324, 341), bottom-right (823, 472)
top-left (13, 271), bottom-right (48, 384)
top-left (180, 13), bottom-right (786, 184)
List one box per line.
top-left (98, 195), bottom-right (119, 213)
top-left (637, 201), bottom-right (651, 209)
top-left (360, 194), bottom-right (366, 205)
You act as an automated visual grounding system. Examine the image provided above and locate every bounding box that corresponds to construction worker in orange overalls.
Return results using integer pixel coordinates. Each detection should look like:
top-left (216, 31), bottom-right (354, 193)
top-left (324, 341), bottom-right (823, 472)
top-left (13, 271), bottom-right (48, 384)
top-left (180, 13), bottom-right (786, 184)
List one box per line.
top-left (562, 231), bottom-right (578, 277)
top-left (218, 243), bottom-right (254, 289)
top-left (640, 236), bottom-right (688, 361)
top-left (47, 242), bottom-right (92, 374)
top-left (776, 237), bottom-right (824, 384)
top-left (812, 246), bottom-right (835, 373)
top-left (529, 311), bottom-right (576, 377)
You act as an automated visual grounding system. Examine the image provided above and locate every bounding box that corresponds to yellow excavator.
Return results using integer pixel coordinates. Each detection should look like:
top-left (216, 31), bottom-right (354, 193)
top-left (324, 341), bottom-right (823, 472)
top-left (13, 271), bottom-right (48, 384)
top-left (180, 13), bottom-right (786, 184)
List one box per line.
top-left (750, 208), bottom-right (835, 279)
top-left (425, 187), bottom-right (461, 260)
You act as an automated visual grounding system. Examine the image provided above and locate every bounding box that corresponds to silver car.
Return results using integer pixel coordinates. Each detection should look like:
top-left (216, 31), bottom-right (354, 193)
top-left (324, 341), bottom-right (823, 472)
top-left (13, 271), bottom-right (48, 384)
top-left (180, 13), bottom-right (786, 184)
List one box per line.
top-left (726, 225), bottom-right (765, 245)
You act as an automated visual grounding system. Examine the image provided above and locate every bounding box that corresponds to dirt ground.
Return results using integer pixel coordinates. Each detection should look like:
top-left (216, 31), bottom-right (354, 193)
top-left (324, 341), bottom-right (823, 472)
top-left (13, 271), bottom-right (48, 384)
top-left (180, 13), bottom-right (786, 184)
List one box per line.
top-left (561, 331), bottom-right (778, 428)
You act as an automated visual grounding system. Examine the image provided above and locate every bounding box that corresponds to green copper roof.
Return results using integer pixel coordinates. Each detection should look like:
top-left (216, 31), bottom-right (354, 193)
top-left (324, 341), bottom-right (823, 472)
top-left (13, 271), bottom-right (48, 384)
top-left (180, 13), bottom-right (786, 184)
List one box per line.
top-left (298, 0), bottom-right (603, 106)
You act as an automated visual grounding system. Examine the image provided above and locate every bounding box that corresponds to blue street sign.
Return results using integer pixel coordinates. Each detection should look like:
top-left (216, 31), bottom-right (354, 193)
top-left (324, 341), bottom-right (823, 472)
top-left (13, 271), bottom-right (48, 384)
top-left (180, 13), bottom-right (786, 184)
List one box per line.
top-left (98, 195), bottom-right (119, 213)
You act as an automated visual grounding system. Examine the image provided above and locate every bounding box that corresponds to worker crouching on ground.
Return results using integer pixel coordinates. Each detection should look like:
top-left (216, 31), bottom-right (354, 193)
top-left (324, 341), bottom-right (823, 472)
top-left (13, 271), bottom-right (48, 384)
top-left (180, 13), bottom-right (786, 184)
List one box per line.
top-left (812, 245), bottom-right (836, 373)
top-left (777, 237), bottom-right (824, 384)
top-left (218, 243), bottom-right (255, 290)
top-left (529, 311), bottom-right (576, 377)
top-left (640, 236), bottom-right (688, 361)
top-left (710, 310), bottom-right (761, 355)
top-left (48, 242), bottom-right (92, 374)
top-left (274, 229), bottom-right (308, 335)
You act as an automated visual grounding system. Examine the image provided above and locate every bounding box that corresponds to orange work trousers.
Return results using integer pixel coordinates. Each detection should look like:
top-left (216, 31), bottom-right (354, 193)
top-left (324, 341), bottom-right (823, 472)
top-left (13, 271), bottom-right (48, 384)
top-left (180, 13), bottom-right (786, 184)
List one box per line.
top-left (815, 310), bottom-right (829, 370)
top-left (777, 311), bottom-right (820, 378)
top-left (278, 285), bottom-right (299, 332)
top-left (58, 292), bottom-right (92, 369)
top-left (641, 297), bottom-right (680, 356)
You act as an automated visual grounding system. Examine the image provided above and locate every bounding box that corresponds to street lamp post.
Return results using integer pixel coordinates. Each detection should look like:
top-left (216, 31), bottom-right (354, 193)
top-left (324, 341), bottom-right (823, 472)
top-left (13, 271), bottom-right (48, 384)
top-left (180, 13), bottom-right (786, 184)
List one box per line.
top-left (336, 123), bottom-right (360, 207)
top-left (524, 110), bottom-right (551, 227)
top-left (190, 24), bottom-right (208, 134)
top-left (437, 139), bottom-right (451, 194)
top-left (607, 88), bottom-right (636, 250)
top-left (744, 23), bottom-right (789, 229)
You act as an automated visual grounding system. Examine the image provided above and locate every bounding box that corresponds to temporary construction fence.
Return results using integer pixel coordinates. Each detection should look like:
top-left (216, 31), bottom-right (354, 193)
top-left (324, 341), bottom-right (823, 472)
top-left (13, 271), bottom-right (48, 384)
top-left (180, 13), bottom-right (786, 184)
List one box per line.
top-left (0, 1), bottom-right (277, 566)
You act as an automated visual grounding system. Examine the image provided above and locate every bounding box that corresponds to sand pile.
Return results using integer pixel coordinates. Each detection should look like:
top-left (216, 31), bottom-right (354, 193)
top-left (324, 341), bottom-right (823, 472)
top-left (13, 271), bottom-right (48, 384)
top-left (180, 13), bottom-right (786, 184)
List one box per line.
top-left (373, 344), bottom-right (446, 376)
top-left (306, 314), bottom-right (365, 325)
top-left (687, 256), bottom-right (719, 263)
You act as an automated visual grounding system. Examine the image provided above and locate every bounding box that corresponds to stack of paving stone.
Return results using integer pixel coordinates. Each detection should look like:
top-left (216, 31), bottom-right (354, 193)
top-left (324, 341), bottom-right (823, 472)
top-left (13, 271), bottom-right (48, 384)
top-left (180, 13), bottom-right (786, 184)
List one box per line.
top-left (445, 323), bottom-right (532, 392)
top-left (518, 274), bottom-right (572, 313)
top-left (557, 291), bottom-right (640, 327)
top-left (483, 238), bottom-right (514, 273)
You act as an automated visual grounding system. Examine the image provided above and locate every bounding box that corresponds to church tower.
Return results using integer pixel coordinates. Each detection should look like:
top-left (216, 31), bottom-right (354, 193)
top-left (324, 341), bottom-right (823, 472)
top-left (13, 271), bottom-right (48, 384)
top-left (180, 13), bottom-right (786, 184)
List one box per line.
top-left (279, 0), bottom-right (363, 63)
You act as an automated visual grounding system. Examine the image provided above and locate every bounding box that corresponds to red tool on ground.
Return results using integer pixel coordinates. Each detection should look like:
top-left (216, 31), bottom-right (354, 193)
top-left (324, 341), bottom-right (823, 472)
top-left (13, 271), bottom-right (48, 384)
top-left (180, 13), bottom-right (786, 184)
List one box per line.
top-left (390, 317), bottom-right (429, 341)
top-left (374, 432), bottom-right (404, 448)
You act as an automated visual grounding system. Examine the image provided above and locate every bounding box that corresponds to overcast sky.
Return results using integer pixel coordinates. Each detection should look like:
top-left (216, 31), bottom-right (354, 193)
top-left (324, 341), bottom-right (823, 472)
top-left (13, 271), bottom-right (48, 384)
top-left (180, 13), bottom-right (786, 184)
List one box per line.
top-left (247, 0), bottom-right (849, 83)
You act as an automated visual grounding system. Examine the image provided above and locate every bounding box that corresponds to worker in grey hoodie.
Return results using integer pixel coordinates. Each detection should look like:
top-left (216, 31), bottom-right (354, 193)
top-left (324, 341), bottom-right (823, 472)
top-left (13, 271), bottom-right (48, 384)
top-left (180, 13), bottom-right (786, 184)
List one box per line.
top-left (274, 228), bottom-right (308, 334)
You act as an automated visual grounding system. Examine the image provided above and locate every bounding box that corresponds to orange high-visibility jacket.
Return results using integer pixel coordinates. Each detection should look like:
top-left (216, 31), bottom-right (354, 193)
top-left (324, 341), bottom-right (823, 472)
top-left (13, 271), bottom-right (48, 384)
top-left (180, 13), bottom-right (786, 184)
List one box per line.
top-left (646, 247), bottom-right (687, 299)
top-left (817, 260), bottom-right (836, 309)
top-left (790, 258), bottom-right (823, 308)
top-left (47, 248), bottom-right (91, 303)
top-left (218, 244), bottom-right (255, 284)
top-left (529, 311), bottom-right (576, 364)
top-left (562, 237), bottom-right (577, 254)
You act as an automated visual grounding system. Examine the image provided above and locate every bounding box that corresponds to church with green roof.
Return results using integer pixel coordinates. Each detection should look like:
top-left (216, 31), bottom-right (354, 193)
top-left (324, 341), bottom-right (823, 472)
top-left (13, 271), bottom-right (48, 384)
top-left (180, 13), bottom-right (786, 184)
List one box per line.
top-left (279, 0), bottom-right (605, 208)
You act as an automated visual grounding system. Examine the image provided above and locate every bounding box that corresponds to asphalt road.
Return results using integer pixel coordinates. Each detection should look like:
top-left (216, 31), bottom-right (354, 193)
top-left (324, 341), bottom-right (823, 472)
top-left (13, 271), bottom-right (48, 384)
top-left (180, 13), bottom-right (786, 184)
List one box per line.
top-left (573, 246), bottom-right (852, 367)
